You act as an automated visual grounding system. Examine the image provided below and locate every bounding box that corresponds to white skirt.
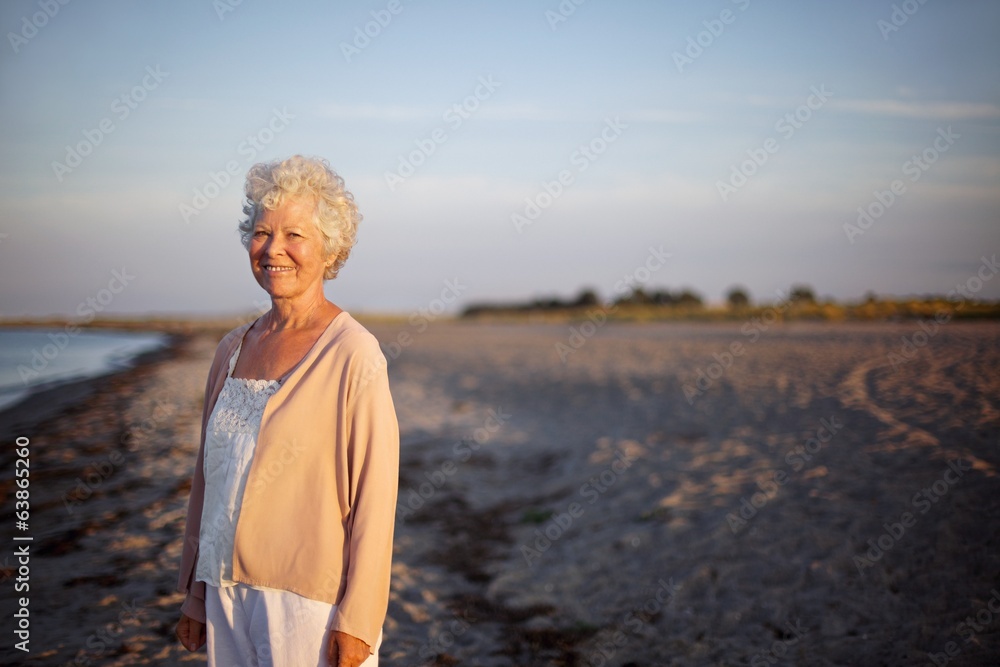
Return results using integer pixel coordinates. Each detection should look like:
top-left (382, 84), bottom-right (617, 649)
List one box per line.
top-left (205, 583), bottom-right (380, 666)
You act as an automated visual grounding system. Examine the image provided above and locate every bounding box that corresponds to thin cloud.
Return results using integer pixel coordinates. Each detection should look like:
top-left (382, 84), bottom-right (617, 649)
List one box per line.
top-left (829, 98), bottom-right (1000, 120)
top-left (314, 103), bottom-right (701, 124)
top-left (316, 103), bottom-right (570, 123)
top-left (737, 93), bottom-right (1000, 121)
top-left (156, 97), bottom-right (219, 112)
top-left (480, 106), bottom-right (702, 123)
top-left (478, 104), bottom-right (573, 122)
top-left (628, 109), bottom-right (705, 123)
top-left (315, 104), bottom-right (440, 122)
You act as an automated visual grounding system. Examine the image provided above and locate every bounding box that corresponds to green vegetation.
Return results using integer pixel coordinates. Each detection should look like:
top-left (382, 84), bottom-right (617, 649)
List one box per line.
top-left (460, 285), bottom-right (1000, 322)
top-left (520, 508), bottom-right (555, 524)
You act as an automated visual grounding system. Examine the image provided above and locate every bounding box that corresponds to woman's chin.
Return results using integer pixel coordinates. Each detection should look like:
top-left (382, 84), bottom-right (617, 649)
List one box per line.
top-left (261, 287), bottom-right (291, 299)
top-left (256, 275), bottom-right (292, 294)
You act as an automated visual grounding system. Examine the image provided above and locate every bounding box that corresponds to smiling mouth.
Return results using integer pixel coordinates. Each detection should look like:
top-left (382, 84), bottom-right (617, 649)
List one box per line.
top-left (263, 265), bottom-right (294, 273)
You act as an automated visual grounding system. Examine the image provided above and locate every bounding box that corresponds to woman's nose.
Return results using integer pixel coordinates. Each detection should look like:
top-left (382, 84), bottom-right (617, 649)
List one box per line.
top-left (261, 236), bottom-right (283, 254)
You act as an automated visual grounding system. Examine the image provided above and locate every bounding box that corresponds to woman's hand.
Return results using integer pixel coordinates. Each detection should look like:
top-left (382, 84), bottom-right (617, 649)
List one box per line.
top-left (327, 630), bottom-right (371, 667)
top-left (175, 613), bottom-right (206, 652)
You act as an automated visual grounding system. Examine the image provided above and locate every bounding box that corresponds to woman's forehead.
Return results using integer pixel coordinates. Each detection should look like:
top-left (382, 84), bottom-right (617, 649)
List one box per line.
top-left (255, 200), bottom-right (316, 227)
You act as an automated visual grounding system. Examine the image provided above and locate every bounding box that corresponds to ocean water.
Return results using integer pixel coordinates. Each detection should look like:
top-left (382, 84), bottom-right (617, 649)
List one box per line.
top-left (0, 328), bottom-right (169, 411)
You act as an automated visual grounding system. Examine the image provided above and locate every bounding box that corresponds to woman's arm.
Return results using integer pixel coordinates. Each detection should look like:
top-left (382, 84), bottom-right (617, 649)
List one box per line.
top-left (175, 327), bottom-right (245, 646)
top-left (330, 344), bottom-right (400, 653)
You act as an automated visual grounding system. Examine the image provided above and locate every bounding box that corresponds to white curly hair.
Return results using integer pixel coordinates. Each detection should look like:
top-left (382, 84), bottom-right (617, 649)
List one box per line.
top-left (238, 155), bottom-right (361, 281)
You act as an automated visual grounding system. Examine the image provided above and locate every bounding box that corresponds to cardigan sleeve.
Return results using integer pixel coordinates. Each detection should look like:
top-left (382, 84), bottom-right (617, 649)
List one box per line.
top-left (330, 343), bottom-right (400, 652)
top-left (177, 326), bottom-right (245, 625)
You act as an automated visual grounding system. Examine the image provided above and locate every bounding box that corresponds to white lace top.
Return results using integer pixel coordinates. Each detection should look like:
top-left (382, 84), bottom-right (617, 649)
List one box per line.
top-left (195, 341), bottom-right (281, 588)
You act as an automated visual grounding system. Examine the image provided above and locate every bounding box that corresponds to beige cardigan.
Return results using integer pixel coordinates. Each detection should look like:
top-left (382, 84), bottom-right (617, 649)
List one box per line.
top-left (177, 312), bottom-right (399, 652)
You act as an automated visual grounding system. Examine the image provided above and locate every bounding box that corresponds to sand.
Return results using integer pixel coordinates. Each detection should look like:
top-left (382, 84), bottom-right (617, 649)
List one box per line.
top-left (0, 320), bottom-right (997, 666)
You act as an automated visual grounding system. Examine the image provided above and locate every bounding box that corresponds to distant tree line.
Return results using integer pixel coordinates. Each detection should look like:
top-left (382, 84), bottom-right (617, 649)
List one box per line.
top-left (463, 284), bottom-right (771, 316)
top-left (460, 282), bottom-right (1000, 320)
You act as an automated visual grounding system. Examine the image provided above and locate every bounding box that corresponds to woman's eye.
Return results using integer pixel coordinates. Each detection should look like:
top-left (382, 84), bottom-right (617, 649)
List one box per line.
top-left (253, 230), bottom-right (268, 237)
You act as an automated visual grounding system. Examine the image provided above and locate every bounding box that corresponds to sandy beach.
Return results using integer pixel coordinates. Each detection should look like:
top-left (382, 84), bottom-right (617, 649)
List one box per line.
top-left (1, 319), bottom-right (998, 666)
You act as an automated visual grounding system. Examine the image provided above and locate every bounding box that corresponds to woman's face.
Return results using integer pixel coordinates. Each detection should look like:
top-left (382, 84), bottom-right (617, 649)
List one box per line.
top-left (249, 197), bottom-right (332, 299)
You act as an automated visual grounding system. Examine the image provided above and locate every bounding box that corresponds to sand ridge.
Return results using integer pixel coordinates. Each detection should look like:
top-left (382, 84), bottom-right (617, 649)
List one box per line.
top-left (0, 321), bottom-right (997, 665)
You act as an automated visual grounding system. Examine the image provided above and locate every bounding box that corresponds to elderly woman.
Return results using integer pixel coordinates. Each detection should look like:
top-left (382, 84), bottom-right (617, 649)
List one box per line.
top-left (175, 155), bottom-right (399, 667)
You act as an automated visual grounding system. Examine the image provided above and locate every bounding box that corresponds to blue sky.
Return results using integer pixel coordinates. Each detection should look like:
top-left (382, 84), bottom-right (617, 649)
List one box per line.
top-left (1, 0), bottom-right (998, 318)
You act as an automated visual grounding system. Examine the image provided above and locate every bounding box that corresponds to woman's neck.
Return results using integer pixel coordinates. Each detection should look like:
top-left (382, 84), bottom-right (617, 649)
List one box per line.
top-left (263, 293), bottom-right (338, 332)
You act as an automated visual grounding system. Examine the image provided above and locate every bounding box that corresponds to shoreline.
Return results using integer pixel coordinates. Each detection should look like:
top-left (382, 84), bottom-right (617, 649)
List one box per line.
top-left (0, 328), bottom-right (222, 665)
top-left (0, 333), bottom-right (186, 441)
top-left (4, 312), bottom-right (1000, 336)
